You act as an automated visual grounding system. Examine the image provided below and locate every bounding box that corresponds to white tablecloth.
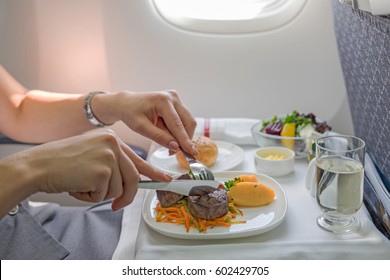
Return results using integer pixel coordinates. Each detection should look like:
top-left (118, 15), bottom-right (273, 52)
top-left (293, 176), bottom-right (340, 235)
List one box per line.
top-left (113, 145), bottom-right (390, 260)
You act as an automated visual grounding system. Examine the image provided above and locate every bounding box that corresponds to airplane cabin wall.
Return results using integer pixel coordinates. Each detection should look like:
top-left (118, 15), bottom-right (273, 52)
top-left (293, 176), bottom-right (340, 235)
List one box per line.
top-left (0, 0), bottom-right (354, 151)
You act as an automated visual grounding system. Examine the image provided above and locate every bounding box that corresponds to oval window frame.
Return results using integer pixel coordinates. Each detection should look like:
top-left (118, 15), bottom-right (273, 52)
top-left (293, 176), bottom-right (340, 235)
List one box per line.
top-left (152, 0), bottom-right (308, 34)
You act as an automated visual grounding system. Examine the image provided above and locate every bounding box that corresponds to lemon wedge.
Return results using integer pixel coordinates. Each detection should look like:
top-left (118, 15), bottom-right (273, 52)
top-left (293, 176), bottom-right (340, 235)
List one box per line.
top-left (280, 123), bottom-right (296, 149)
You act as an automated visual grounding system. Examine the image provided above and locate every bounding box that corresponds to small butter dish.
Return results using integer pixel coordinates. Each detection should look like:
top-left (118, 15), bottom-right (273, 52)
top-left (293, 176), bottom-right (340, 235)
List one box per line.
top-left (254, 146), bottom-right (295, 177)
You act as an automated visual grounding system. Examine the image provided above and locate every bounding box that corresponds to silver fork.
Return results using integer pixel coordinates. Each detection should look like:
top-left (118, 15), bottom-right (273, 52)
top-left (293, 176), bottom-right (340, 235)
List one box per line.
top-left (182, 151), bottom-right (215, 180)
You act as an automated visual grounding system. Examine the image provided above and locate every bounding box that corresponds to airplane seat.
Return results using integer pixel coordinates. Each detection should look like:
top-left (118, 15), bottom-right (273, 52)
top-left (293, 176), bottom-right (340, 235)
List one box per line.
top-left (331, 0), bottom-right (390, 237)
top-left (332, 0), bottom-right (390, 180)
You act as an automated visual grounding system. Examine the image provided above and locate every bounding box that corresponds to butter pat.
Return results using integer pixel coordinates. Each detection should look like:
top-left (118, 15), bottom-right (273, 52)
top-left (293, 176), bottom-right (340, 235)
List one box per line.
top-left (265, 154), bottom-right (285, 160)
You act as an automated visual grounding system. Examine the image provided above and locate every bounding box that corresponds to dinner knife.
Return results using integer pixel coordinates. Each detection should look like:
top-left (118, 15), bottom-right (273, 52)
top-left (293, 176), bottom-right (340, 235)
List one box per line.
top-left (138, 180), bottom-right (222, 196)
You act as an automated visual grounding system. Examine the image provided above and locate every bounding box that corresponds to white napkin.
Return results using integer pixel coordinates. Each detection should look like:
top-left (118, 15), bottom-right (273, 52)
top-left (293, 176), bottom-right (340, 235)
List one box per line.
top-left (194, 117), bottom-right (259, 145)
top-left (111, 190), bottom-right (145, 260)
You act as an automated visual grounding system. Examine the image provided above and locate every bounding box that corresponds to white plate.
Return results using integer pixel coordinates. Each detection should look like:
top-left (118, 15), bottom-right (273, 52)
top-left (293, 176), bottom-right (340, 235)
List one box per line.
top-left (149, 141), bottom-right (245, 175)
top-left (142, 171), bottom-right (288, 239)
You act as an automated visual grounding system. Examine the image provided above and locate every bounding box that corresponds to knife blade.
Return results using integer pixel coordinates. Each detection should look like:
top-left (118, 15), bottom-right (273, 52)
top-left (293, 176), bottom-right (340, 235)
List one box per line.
top-left (138, 180), bottom-right (222, 196)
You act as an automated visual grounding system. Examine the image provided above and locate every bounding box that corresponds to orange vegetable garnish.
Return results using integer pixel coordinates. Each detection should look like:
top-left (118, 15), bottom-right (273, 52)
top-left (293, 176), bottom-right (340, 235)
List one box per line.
top-left (155, 200), bottom-right (245, 233)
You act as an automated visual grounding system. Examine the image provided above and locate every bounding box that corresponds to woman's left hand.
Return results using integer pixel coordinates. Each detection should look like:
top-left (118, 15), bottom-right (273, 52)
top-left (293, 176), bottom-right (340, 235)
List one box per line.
top-left (94, 90), bottom-right (198, 156)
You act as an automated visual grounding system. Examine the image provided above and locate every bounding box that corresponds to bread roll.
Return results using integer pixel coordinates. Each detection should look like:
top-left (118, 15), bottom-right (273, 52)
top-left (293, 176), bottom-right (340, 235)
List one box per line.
top-left (176, 136), bottom-right (218, 169)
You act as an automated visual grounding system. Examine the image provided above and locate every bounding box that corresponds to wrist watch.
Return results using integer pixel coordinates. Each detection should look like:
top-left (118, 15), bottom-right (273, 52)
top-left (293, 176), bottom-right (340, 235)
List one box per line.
top-left (83, 91), bottom-right (107, 127)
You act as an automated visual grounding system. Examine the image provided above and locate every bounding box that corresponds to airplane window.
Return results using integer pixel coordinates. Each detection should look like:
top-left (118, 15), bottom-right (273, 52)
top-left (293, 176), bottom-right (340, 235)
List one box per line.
top-left (152, 0), bottom-right (307, 34)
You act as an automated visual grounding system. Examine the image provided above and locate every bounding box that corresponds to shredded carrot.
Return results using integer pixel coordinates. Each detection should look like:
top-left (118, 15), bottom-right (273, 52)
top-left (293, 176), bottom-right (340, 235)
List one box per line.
top-left (198, 219), bottom-right (207, 232)
top-left (155, 200), bottom-right (246, 233)
top-left (180, 205), bottom-right (191, 232)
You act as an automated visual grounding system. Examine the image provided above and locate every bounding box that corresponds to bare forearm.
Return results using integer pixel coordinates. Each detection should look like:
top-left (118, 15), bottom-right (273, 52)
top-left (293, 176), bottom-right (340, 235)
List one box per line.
top-left (1, 90), bottom-right (113, 143)
top-left (0, 65), bottom-right (121, 142)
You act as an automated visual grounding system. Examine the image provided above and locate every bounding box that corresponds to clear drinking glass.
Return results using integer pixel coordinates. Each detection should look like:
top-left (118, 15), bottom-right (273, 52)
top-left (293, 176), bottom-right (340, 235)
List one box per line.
top-left (315, 135), bottom-right (365, 234)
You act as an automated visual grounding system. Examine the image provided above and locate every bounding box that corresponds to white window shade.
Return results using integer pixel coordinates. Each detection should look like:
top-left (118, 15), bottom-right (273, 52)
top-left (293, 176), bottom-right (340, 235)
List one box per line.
top-left (152, 0), bottom-right (308, 34)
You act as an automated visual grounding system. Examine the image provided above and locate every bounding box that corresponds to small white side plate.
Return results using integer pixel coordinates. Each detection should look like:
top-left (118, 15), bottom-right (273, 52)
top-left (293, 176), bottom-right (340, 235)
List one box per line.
top-left (149, 141), bottom-right (245, 175)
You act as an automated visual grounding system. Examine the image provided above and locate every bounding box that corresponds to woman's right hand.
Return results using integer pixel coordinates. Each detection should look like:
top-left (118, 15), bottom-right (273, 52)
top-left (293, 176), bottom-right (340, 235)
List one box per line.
top-left (2, 130), bottom-right (171, 211)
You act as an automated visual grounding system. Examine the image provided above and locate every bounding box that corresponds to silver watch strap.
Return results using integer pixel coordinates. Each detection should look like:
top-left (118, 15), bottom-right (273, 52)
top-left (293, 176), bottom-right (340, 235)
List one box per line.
top-left (83, 91), bottom-right (107, 127)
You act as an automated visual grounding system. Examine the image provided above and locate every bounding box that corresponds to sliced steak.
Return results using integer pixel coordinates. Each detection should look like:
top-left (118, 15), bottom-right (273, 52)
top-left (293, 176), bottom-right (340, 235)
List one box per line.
top-left (187, 186), bottom-right (229, 220)
top-left (156, 173), bottom-right (192, 207)
top-left (156, 191), bottom-right (184, 207)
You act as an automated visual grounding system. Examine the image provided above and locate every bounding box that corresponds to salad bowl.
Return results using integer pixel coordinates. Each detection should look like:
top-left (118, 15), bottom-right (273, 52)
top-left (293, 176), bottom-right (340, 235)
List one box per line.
top-left (251, 111), bottom-right (331, 158)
